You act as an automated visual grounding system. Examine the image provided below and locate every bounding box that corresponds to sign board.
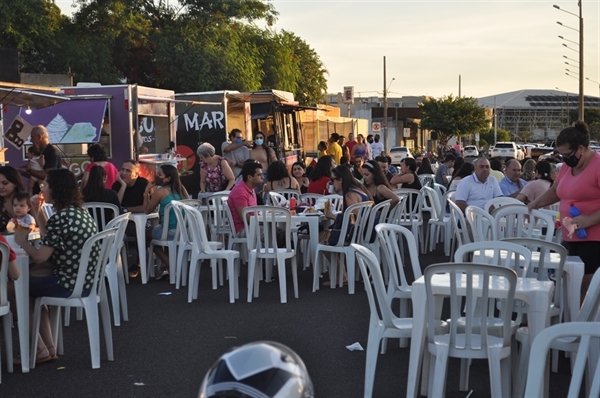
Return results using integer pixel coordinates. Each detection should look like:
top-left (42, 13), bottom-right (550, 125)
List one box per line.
top-left (343, 86), bottom-right (354, 104)
top-left (403, 128), bottom-right (411, 138)
top-left (372, 122), bottom-right (381, 132)
top-left (4, 115), bottom-right (33, 149)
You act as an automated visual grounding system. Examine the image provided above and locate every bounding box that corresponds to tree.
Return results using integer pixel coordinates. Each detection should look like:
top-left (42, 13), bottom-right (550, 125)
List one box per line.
top-left (419, 95), bottom-right (489, 146)
top-left (568, 107), bottom-right (600, 141)
top-left (479, 128), bottom-right (510, 147)
top-left (517, 130), bottom-right (533, 143)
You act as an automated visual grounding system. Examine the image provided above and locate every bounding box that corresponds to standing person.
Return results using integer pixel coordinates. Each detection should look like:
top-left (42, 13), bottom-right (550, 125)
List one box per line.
top-left (317, 141), bottom-right (328, 158)
top-left (454, 158), bottom-right (503, 212)
top-left (27, 125), bottom-right (61, 193)
top-left (390, 158), bottom-right (422, 190)
top-left (499, 159), bottom-right (527, 197)
top-left (14, 168), bottom-right (99, 364)
top-left (350, 134), bottom-right (369, 163)
top-left (249, 131), bottom-right (277, 173)
top-left (365, 134), bottom-right (374, 160)
top-left (221, 128), bottom-right (251, 179)
top-left (517, 160), bottom-right (553, 205)
top-left (144, 164), bottom-right (189, 279)
top-left (81, 144), bottom-right (118, 189)
top-left (528, 121), bottom-right (600, 298)
top-left (339, 135), bottom-right (350, 163)
top-left (227, 162), bottom-right (263, 237)
top-left (345, 133), bottom-right (357, 161)
top-left (370, 134), bottom-right (384, 159)
top-left (22, 146), bottom-right (45, 196)
top-left (198, 143), bottom-right (235, 193)
top-left (435, 154), bottom-right (456, 186)
top-left (292, 161), bottom-right (310, 194)
top-left (361, 160), bottom-right (399, 208)
top-left (327, 133), bottom-right (343, 165)
top-left (308, 156), bottom-right (336, 195)
top-left (0, 166), bottom-right (26, 233)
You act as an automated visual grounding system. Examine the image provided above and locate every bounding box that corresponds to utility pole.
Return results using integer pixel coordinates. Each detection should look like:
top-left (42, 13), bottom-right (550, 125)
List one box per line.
top-left (383, 56), bottom-right (388, 152)
top-left (579, 0), bottom-right (584, 121)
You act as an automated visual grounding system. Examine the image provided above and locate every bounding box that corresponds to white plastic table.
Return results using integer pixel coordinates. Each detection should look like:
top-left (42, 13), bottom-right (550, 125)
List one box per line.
top-left (406, 274), bottom-right (554, 398)
top-left (129, 213), bottom-right (158, 284)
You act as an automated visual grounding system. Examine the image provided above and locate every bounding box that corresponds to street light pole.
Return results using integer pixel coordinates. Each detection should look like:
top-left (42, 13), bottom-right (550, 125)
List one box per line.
top-left (585, 77), bottom-right (600, 101)
top-left (383, 56), bottom-right (388, 152)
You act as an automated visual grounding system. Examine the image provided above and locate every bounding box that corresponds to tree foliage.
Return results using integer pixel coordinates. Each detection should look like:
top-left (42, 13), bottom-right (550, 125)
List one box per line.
top-left (479, 128), bottom-right (510, 147)
top-left (419, 95), bottom-right (490, 146)
top-left (568, 108), bottom-right (600, 141)
top-left (0, 0), bottom-right (327, 105)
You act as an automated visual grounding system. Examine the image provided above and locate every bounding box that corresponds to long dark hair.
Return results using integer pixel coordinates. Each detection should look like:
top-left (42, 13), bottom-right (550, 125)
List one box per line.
top-left (160, 164), bottom-right (189, 199)
top-left (363, 160), bottom-right (391, 189)
top-left (310, 156), bottom-right (334, 182)
top-left (332, 166), bottom-right (372, 209)
top-left (449, 162), bottom-right (475, 187)
top-left (417, 157), bottom-right (434, 175)
top-left (82, 165), bottom-right (106, 202)
top-left (0, 166), bottom-right (25, 206)
top-left (556, 120), bottom-right (590, 149)
top-left (252, 131), bottom-right (274, 164)
top-left (87, 143), bottom-right (109, 162)
top-left (535, 160), bottom-right (553, 183)
top-left (266, 160), bottom-right (289, 182)
top-left (47, 169), bottom-right (83, 210)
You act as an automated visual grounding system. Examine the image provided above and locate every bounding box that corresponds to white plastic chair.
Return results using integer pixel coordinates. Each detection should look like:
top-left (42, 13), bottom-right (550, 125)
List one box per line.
top-left (222, 197), bottom-right (248, 264)
top-left (516, 267), bottom-right (600, 398)
top-left (418, 173), bottom-right (435, 187)
top-left (420, 186), bottom-right (442, 254)
top-left (454, 241), bottom-right (532, 277)
top-left (103, 212), bottom-right (131, 326)
top-left (0, 243), bottom-right (14, 380)
top-left (492, 204), bottom-right (555, 242)
top-left (359, 199), bottom-right (391, 263)
top-left (41, 203), bottom-right (56, 220)
top-left (270, 189), bottom-right (300, 203)
top-left (465, 205), bottom-right (497, 242)
top-left (82, 202), bottom-right (119, 231)
top-left (147, 202), bottom-right (179, 283)
top-left (313, 201), bottom-right (373, 294)
top-left (243, 206), bottom-right (297, 303)
top-left (447, 199), bottom-right (471, 260)
top-left (376, 224), bottom-right (421, 347)
top-left (178, 203), bottom-right (240, 304)
top-left (391, 188), bottom-right (424, 253)
top-left (322, 194), bottom-right (344, 212)
top-left (351, 244), bottom-right (416, 398)
top-left (524, 322), bottom-right (600, 398)
top-left (424, 263), bottom-right (517, 398)
top-left (298, 193), bottom-right (323, 206)
top-left (483, 196), bottom-right (524, 213)
top-left (30, 228), bottom-right (117, 369)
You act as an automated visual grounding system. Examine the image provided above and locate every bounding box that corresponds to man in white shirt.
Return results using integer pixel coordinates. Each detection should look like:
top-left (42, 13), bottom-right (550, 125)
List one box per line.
top-left (455, 158), bottom-right (503, 212)
top-left (370, 134), bottom-right (384, 159)
top-left (222, 129), bottom-right (251, 178)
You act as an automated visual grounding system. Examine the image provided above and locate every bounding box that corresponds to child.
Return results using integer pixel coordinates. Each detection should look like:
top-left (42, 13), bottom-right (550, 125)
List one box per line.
top-left (12, 192), bottom-right (36, 232)
top-left (25, 146), bottom-right (45, 196)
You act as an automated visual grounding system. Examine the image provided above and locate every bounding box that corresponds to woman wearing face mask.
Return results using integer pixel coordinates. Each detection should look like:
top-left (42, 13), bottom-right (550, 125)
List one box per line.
top-left (529, 121), bottom-right (600, 299)
top-left (249, 131), bottom-right (277, 171)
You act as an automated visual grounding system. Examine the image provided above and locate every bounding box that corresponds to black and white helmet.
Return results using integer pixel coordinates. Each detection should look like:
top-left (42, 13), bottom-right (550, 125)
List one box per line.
top-left (199, 341), bottom-right (314, 398)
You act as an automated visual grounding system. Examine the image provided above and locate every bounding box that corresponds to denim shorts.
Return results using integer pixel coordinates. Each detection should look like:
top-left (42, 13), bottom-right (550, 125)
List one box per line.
top-left (152, 224), bottom-right (176, 241)
top-left (29, 275), bottom-right (90, 298)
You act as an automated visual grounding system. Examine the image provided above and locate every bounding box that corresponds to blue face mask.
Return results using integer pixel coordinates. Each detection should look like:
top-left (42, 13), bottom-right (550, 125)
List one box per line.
top-left (255, 138), bottom-right (264, 146)
top-left (235, 138), bottom-right (243, 144)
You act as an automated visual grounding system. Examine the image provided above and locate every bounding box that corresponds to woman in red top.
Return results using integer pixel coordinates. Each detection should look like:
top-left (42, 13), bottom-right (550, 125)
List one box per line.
top-left (307, 156), bottom-right (336, 195)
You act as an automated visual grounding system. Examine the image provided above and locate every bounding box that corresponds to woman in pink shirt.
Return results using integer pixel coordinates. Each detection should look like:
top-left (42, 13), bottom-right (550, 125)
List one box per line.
top-left (529, 121), bottom-right (600, 299)
top-left (517, 160), bottom-right (553, 205)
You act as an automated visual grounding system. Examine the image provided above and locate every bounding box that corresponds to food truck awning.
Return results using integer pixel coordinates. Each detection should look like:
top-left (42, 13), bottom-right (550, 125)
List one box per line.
top-left (227, 90), bottom-right (296, 104)
top-left (0, 82), bottom-right (68, 109)
top-left (138, 94), bottom-right (221, 106)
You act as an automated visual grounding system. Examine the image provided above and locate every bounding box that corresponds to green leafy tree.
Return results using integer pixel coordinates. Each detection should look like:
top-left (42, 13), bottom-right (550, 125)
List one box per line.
top-left (517, 130), bottom-right (533, 143)
top-left (567, 107), bottom-right (600, 141)
top-left (419, 95), bottom-right (489, 146)
top-left (479, 128), bottom-right (510, 147)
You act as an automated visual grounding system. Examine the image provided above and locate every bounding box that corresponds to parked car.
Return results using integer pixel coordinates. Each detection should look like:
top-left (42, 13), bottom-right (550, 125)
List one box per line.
top-left (491, 142), bottom-right (520, 159)
top-left (388, 146), bottom-right (413, 165)
top-left (463, 145), bottom-right (479, 157)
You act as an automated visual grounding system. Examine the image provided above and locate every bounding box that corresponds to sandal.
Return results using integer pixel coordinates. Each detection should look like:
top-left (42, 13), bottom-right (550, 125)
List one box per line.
top-left (14, 354), bottom-right (58, 366)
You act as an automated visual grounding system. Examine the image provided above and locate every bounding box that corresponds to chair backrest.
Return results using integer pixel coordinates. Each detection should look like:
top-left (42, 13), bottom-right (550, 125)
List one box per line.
top-left (206, 193), bottom-right (231, 236)
top-left (42, 203), bottom-right (56, 220)
top-left (447, 199), bottom-right (471, 247)
top-left (424, 263), bottom-right (517, 352)
top-left (322, 194), bottom-right (343, 212)
top-left (391, 188), bottom-right (423, 224)
top-left (361, 200), bottom-right (391, 245)
top-left (352, 244), bottom-right (402, 328)
top-left (266, 191), bottom-right (287, 207)
top-left (465, 205), bottom-right (498, 242)
top-left (242, 206), bottom-right (293, 254)
top-left (524, 322), bottom-right (600, 398)
top-left (420, 186), bottom-right (441, 221)
top-left (376, 223), bottom-right (422, 293)
top-left (418, 173), bottom-right (435, 187)
top-left (454, 241), bottom-right (532, 277)
top-left (483, 196), bottom-right (524, 213)
top-left (157, 202), bottom-right (178, 241)
top-left (0, 243), bottom-right (10, 312)
top-left (577, 267), bottom-right (600, 323)
top-left (222, 197), bottom-right (244, 239)
top-left (179, 203), bottom-right (219, 254)
top-left (271, 189), bottom-right (300, 203)
top-left (104, 212), bottom-right (131, 265)
top-left (179, 198), bottom-right (203, 209)
top-left (71, 227), bottom-right (117, 299)
top-left (170, 201), bottom-right (193, 247)
top-left (299, 193), bottom-right (323, 206)
top-left (327, 201), bottom-right (373, 247)
top-left (433, 182), bottom-right (447, 197)
top-left (492, 204), bottom-right (555, 242)
top-left (83, 202), bottom-right (119, 231)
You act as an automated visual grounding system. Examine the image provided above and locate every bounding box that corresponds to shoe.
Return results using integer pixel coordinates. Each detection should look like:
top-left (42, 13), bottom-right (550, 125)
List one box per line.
top-left (14, 355), bottom-right (58, 366)
top-left (128, 264), bottom-right (140, 278)
top-left (155, 269), bottom-right (169, 281)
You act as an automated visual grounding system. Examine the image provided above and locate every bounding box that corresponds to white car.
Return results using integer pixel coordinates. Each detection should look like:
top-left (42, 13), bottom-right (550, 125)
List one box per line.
top-left (389, 146), bottom-right (413, 165)
top-left (491, 142), bottom-right (519, 159)
top-left (463, 145), bottom-right (479, 157)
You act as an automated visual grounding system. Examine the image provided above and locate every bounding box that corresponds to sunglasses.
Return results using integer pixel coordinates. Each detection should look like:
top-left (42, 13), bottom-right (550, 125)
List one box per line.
top-left (330, 177), bottom-right (342, 182)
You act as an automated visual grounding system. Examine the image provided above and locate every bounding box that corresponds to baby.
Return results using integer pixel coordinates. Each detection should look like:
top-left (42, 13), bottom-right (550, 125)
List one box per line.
top-left (25, 146), bottom-right (45, 196)
top-left (12, 192), bottom-right (36, 232)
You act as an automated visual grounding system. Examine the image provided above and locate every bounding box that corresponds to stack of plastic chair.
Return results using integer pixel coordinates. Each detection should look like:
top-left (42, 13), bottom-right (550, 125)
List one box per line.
top-left (391, 188), bottom-right (424, 253)
top-left (359, 200), bottom-right (391, 263)
top-left (465, 205), bottom-right (497, 242)
top-left (418, 173), bottom-right (435, 187)
top-left (30, 228), bottom-right (117, 369)
top-left (492, 204), bottom-right (555, 242)
top-left (103, 212), bottom-right (131, 326)
top-left (82, 202), bottom-right (119, 232)
top-left (447, 199), bottom-right (471, 260)
top-left (222, 197), bottom-right (248, 265)
top-left (0, 243), bottom-right (14, 381)
top-left (420, 186), bottom-right (442, 253)
top-left (483, 196), bottom-right (524, 213)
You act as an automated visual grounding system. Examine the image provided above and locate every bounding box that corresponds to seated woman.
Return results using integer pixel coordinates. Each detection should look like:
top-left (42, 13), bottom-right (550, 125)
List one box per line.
top-left (14, 169), bottom-right (99, 364)
top-left (264, 160), bottom-right (300, 194)
top-left (448, 162), bottom-right (475, 191)
top-left (0, 166), bottom-right (26, 233)
top-left (517, 160), bottom-right (553, 205)
top-left (144, 164), bottom-right (189, 280)
top-left (81, 143), bottom-right (118, 189)
top-left (322, 166), bottom-right (373, 286)
top-left (390, 157), bottom-right (422, 190)
top-left (417, 157), bottom-right (435, 175)
top-left (361, 160), bottom-right (399, 208)
top-left (307, 156), bottom-right (335, 195)
top-left (292, 161), bottom-right (310, 194)
top-left (198, 143), bottom-right (235, 193)
top-left (82, 165), bottom-right (120, 218)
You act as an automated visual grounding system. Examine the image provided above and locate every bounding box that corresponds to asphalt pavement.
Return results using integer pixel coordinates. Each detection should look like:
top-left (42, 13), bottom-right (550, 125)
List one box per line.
top-left (1, 243), bottom-right (576, 397)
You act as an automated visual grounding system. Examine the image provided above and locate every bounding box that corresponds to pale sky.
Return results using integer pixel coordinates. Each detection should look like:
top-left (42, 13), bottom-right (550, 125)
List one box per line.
top-left (56, 0), bottom-right (600, 99)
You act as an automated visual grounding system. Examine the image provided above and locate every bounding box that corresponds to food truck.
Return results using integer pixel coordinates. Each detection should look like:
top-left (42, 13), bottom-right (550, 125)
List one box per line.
top-left (175, 89), bottom-right (309, 196)
top-left (2, 83), bottom-right (180, 184)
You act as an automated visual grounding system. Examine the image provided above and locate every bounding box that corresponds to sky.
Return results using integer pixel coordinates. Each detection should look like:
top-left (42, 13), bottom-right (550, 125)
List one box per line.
top-left (55, 0), bottom-right (600, 99)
